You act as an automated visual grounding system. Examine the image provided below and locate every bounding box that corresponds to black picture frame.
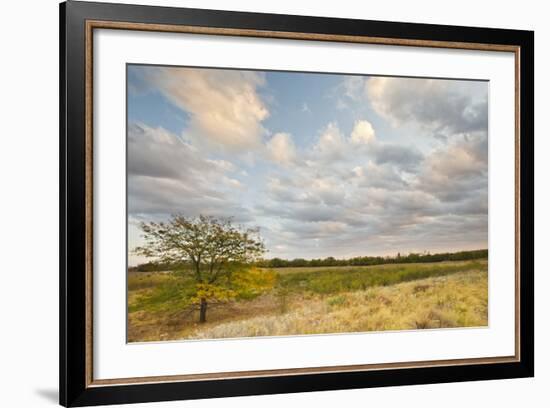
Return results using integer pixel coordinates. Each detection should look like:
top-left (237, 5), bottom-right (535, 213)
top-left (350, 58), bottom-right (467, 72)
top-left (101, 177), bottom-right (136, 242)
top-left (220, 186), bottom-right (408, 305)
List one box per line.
top-left (60, 1), bottom-right (534, 406)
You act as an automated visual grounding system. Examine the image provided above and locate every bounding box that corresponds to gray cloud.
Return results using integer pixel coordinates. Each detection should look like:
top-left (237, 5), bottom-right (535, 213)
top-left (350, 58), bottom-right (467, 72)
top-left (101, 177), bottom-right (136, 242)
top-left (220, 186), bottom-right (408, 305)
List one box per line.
top-left (371, 143), bottom-right (424, 171)
top-left (255, 126), bottom-right (487, 258)
top-left (129, 123), bottom-right (204, 180)
top-left (257, 202), bottom-right (340, 224)
top-left (415, 132), bottom-right (488, 202)
top-left (128, 68), bottom-right (488, 261)
top-left (367, 77), bottom-right (488, 136)
top-left (353, 162), bottom-right (409, 190)
top-left (127, 123), bottom-right (252, 223)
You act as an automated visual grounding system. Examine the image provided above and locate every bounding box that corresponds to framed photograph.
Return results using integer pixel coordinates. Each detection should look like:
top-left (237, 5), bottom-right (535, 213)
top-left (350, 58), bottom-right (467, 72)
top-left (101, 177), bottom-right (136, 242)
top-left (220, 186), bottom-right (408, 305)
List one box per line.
top-left (60, 1), bottom-right (534, 406)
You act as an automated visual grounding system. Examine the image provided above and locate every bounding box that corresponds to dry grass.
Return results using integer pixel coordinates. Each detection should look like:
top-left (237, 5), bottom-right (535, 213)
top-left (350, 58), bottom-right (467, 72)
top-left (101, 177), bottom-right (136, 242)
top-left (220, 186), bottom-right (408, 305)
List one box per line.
top-left (127, 260), bottom-right (488, 342)
top-left (190, 269), bottom-right (488, 339)
top-left (128, 293), bottom-right (282, 342)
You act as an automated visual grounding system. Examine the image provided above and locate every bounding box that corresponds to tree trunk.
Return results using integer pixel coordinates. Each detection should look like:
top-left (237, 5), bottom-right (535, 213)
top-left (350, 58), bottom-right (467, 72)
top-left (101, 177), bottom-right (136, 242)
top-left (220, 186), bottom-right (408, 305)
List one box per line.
top-left (199, 298), bottom-right (207, 323)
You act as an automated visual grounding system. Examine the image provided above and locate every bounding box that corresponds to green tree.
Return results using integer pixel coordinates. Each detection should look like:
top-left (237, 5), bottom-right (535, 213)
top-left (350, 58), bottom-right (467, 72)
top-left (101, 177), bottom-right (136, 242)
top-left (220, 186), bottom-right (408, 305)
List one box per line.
top-left (134, 214), bottom-right (271, 323)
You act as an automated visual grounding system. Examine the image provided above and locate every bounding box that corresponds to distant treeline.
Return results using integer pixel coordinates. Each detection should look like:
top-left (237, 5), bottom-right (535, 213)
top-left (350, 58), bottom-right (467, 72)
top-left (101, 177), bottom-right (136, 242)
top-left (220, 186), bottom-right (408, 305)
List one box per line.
top-left (129, 249), bottom-right (488, 272)
top-left (257, 249), bottom-right (488, 268)
top-left (129, 261), bottom-right (188, 272)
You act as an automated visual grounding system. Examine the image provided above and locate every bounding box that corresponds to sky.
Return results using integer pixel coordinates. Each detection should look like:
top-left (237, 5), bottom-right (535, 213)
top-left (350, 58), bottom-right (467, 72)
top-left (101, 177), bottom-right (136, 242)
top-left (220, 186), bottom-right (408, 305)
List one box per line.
top-left (127, 64), bottom-right (488, 266)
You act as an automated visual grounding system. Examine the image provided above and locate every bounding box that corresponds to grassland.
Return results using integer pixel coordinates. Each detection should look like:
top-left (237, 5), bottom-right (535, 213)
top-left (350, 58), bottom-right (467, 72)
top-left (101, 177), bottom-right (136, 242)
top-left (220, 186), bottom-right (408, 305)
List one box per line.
top-left (128, 259), bottom-right (488, 342)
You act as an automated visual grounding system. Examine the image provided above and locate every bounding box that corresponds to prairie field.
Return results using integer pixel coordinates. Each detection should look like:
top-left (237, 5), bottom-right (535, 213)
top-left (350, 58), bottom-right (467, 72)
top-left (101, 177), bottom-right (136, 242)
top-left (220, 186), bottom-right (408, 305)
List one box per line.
top-left (128, 259), bottom-right (488, 342)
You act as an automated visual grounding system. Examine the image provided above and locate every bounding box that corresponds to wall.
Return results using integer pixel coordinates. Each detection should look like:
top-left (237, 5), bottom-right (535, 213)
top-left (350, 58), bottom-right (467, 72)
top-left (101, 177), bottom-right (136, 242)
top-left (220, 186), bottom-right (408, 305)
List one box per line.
top-left (0, 0), bottom-right (546, 407)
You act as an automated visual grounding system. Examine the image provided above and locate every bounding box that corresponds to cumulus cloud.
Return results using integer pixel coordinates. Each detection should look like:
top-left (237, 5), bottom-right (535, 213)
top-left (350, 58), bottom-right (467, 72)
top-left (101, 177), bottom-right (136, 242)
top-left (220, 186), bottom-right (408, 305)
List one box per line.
top-left (342, 76), bottom-right (367, 101)
top-left (366, 77), bottom-right (488, 135)
top-left (352, 161), bottom-right (409, 189)
top-left (313, 122), bottom-right (347, 160)
top-left (266, 132), bottom-right (296, 165)
top-left (127, 123), bottom-right (251, 221)
top-left (258, 202), bottom-right (339, 224)
top-left (265, 177), bottom-right (306, 203)
top-left (129, 123), bottom-right (208, 180)
top-left (304, 119), bottom-right (421, 175)
top-left (372, 143), bottom-right (424, 171)
top-left (145, 66), bottom-right (269, 151)
top-left (128, 68), bottom-right (488, 261)
top-left (416, 132), bottom-right (488, 202)
top-left (350, 120), bottom-right (376, 144)
top-left (255, 114), bottom-right (487, 258)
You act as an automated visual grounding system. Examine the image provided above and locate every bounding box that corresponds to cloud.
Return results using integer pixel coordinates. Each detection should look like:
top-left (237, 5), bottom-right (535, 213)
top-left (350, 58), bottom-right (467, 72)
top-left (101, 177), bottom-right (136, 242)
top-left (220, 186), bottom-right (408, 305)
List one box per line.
top-left (265, 177), bottom-right (306, 203)
top-left (342, 76), bottom-right (367, 101)
top-left (145, 66), bottom-right (269, 151)
top-left (306, 118), bottom-right (423, 175)
top-left (313, 122), bottom-right (347, 160)
top-left (284, 220), bottom-right (349, 238)
top-left (266, 132), bottom-right (296, 165)
top-left (223, 176), bottom-right (245, 190)
top-left (256, 114), bottom-right (487, 258)
top-left (310, 177), bottom-right (346, 205)
top-left (265, 173), bottom-right (345, 208)
top-left (416, 132), bottom-right (488, 203)
top-left (366, 77), bottom-right (488, 135)
top-left (350, 120), bottom-right (376, 145)
top-left (258, 202), bottom-right (339, 224)
top-left (372, 143), bottom-right (424, 171)
top-left (129, 116), bottom-right (486, 259)
top-left (128, 69), bottom-right (488, 261)
top-left (426, 138), bottom-right (486, 178)
top-left (352, 161), bottom-right (408, 189)
top-left (305, 118), bottom-right (421, 174)
top-left (127, 123), bottom-right (251, 221)
top-left (128, 123), bottom-right (204, 180)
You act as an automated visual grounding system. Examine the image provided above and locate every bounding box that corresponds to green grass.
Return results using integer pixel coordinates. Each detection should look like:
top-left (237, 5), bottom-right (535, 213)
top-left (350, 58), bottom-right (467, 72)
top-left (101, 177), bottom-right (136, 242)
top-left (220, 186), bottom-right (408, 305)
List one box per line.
top-left (128, 272), bottom-right (195, 313)
top-left (127, 259), bottom-right (488, 342)
top-left (272, 260), bottom-right (486, 295)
